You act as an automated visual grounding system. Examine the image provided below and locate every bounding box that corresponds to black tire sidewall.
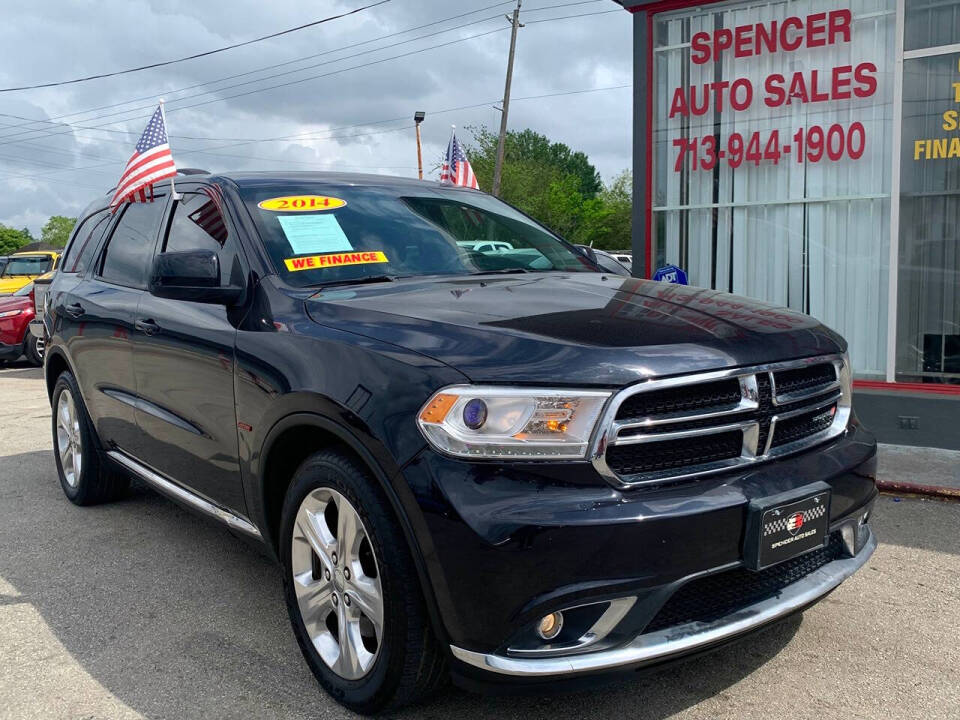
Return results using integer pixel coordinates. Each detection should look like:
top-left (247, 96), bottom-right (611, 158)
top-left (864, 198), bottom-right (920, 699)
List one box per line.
top-left (279, 452), bottom-right (413, 713)
top-left (51, 372), bottom-right (101, 504)
top-left (26, 335), bottom-right (42, 366)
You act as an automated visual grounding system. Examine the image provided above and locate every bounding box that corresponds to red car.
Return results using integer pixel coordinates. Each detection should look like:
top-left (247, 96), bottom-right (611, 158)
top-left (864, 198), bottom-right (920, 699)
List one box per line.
top-left (0, 282), bottom-right (42, 366)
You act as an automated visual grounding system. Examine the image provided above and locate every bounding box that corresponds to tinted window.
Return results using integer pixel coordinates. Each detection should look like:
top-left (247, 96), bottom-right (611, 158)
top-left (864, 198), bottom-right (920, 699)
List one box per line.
top-left (61, 210), bottom-right (111, 274)
top-left (162, 190), bottom-right (242, 286)
top-left (595, 253), bottom-right (629, 275)
top-left (100, 200), bottom-right (166, 288)
top-left (240, 184), bottom-right (597, 288)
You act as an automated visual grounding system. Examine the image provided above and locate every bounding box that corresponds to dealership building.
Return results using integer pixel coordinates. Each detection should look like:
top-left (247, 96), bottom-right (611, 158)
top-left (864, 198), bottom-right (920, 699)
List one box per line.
top-left (614, 0), bottom-right (960, 448)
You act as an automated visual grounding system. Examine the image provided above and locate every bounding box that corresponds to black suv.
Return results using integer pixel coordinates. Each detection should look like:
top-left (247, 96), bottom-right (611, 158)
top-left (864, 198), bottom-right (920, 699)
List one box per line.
top-left (42, 172), bottom-right (877, 713)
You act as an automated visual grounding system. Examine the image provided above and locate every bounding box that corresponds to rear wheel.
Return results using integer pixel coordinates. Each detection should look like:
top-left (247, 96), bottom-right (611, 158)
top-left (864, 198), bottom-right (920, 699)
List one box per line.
top-left (25, 334), bottom-right (43, 366)
top-left (51, 371), bottom-right (128, 505)
top-left (280, 450), bottom-right (446, 713)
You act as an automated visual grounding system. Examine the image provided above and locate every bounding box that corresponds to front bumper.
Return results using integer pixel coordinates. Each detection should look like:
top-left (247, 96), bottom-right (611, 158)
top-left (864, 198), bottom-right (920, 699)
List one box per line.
top-left (0, 340), bottom-right (24, 360)
top-left (450, 514), bottom-right (875, 677)
top-left (400, 419), bottom-right (878, 675)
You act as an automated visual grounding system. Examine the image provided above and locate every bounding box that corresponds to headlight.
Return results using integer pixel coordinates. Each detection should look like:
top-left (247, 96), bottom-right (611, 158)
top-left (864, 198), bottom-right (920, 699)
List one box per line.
top-left (417, 386), bottom-right (611, 459)
top-left (0, 309), bottom-right (22, 319)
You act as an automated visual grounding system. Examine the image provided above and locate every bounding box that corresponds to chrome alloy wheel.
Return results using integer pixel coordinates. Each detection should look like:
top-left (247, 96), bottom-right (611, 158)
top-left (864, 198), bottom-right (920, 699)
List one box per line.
top-left (35, 336), bottom-right (45, 361)
top-left (292, 487), bottom-right (383, 680)
top-left (56, 390), bottom-right (82, 488)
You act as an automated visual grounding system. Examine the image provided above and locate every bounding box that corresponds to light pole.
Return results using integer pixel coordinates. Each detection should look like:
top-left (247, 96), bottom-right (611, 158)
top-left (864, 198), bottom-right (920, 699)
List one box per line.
top-left (414, 111), bottom-right (425, 180)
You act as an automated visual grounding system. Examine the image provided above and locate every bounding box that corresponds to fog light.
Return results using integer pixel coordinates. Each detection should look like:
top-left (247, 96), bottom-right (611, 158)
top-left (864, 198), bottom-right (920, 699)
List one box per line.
top-left (537, 611), bottom-right (563, 640)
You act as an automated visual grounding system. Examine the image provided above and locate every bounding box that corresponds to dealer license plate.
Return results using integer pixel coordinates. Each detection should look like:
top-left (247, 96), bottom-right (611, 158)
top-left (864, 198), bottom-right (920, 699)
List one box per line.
top-left (746, 487), bottom-right (831, 570)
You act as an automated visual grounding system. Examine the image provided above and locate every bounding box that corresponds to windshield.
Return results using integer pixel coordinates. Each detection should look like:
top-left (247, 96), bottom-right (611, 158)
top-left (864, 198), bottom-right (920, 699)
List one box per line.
top-left (2, 255), bottom-right (52, 277)
top-left (239, 183), bottom-right (598, 287)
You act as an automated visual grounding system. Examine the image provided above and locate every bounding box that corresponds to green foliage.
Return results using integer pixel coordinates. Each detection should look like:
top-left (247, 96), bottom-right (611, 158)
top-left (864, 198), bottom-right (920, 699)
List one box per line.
top-left (463, 126), bottom-right (631, 252)
top-left (0, 225), bottom-right (33, 255)
top-left (41, 215), bottom-right (77, 248)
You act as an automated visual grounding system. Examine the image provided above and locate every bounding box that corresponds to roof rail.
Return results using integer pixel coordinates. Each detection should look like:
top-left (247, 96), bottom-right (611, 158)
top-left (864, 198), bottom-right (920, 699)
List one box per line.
top-left (177, 168), bottom-right (210, 175)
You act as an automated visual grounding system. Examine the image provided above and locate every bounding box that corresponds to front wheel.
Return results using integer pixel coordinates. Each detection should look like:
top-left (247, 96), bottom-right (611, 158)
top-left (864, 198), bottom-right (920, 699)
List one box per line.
top-left (280, 450), bottom-right (446, 713)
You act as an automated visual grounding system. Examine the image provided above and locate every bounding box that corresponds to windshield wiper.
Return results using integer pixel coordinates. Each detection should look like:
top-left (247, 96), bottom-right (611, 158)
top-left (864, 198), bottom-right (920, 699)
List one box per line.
top-left (467, 268), bottom-right (530, 275)
top-left (310, 274), bottom-right (398, 290)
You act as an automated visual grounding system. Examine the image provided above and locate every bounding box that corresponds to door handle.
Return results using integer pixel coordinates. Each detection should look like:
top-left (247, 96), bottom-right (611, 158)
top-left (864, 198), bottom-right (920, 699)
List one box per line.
top-left (64, 303), bottom-right (84, 318)
top-left (135, 318), bottom-right (161, 336)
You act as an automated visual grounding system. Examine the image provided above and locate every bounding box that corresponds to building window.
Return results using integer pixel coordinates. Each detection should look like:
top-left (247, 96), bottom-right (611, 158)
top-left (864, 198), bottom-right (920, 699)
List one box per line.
top-left (651, 0), bottom-right (896, 379)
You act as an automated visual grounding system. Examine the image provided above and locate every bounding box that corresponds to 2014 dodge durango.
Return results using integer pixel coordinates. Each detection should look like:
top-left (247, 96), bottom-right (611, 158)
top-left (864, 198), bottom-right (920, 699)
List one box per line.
top-left (41, 172), bottom-right (877, 713)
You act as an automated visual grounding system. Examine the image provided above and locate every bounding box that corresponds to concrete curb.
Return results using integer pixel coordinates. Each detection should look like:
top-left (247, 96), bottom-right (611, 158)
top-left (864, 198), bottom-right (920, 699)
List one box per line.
top-left (876, 479), bottom-right (960, 501)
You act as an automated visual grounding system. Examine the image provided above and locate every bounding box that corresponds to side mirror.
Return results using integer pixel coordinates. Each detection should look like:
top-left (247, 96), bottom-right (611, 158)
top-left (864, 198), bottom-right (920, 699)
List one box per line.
top-left (150, 250), bottom-right (243, 305)
top-left (576, 245), bottom-right (598, 264)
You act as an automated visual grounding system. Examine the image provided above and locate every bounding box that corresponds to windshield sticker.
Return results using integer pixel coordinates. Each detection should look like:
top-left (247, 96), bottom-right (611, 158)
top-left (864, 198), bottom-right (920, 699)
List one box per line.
top-left (284, 251), bottom-right (388, 272)
top-left (258, 195), bottom-right (346, 212)
top-left (277, 214), bottom-right (353, 255)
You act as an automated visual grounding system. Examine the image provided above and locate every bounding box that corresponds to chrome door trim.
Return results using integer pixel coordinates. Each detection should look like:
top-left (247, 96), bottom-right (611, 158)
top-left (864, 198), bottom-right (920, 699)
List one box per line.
top-left (107, 450), bottom-right (262, 539)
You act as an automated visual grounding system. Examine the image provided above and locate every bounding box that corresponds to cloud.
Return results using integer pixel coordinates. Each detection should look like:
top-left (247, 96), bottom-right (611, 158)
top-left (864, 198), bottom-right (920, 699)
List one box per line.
top-left (0, 0), bottom-right (632, 233)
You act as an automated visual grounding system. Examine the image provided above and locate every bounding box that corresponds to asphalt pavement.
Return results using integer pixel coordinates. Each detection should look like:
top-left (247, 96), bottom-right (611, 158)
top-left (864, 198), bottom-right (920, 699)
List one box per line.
top-left (0, 361), bottom-right (957, 720)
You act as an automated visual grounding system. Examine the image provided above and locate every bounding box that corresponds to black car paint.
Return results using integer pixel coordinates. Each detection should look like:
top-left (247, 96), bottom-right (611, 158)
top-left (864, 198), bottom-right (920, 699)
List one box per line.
top-left (43, 173), bottom-right (877, 676)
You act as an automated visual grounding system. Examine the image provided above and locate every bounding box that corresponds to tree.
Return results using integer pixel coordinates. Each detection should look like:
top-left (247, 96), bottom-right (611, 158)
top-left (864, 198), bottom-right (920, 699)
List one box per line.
top-left (0, 225), bottom-right (33, 255)
top-left (41, 215), bottom-right (77, 248)
top-left (461, 126), bottom-right (631, 250)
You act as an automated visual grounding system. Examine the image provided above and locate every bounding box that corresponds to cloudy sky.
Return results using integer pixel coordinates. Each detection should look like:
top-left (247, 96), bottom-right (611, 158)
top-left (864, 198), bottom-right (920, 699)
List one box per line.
top-left (0, 0), bottom-right (632, 234)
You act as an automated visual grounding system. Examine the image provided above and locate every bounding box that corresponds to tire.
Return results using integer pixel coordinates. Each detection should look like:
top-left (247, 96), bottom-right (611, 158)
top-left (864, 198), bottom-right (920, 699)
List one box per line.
top-left (51, 371), bottom-right (129, 505)
top-left (25, 334), bottom-right (43, 367)
top-left (280, 449), bottom-right (447, 714)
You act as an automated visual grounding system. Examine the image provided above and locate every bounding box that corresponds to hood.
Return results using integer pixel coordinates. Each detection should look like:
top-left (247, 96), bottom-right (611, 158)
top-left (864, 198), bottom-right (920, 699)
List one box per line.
top-left (0, 277), bottom-right (31, 296)
top-left (304, 274), bottom-right (845, 386)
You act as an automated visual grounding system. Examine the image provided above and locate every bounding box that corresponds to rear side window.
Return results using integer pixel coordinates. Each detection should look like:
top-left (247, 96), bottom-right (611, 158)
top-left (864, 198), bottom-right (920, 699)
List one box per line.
top-left (61, 210), bottom-right (111, 274)
top-left (99, 199), bottom-right (167, 288)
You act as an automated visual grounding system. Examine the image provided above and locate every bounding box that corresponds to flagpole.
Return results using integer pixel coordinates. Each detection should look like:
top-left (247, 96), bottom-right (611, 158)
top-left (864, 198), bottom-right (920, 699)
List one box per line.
top-left (158, 99), bottom-right (180, 200)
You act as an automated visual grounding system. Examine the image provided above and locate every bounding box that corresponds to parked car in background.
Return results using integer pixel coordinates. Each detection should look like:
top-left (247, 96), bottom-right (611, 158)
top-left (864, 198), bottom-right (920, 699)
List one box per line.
top-left (0, 250), bottom-right (59, 295)
top-left (27, 271), bottom-right (54, 356)
top-left (0, 281), bottom-right (43, 365)
top-left (0, 256), bottom-right (8, 276)
top-left (611, 252), bottom-right (632, 265)
top-left (575, 245), bottom-right (631, 275)
top-left (43, 172), bottom-right (876, 714)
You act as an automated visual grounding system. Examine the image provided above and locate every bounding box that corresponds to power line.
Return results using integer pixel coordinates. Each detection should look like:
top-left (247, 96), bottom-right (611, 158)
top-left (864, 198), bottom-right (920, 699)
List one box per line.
top-left (0, 0), bottom-right (392, 93)
top-left (0, 1), bottom-right (613, 145)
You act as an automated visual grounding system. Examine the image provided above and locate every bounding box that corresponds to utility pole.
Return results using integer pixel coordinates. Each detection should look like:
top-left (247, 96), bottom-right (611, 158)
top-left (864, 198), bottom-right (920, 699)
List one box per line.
top-left (414, 111), bottom-right (425, 180)
top-left (492, 0), bottom-right (522, 197)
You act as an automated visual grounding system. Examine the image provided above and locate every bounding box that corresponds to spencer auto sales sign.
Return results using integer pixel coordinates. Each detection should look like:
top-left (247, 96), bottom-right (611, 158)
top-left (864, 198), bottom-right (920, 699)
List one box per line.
top-left (668, 10), bottom-right (877, 172)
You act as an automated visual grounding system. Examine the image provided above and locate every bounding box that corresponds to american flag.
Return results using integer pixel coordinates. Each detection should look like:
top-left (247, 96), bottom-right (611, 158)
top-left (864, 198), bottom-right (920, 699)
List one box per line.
top-left (109, 104), bottom-right (177, 211)
top-left (189, 185), bottom-right (227, 245)
top-left (440, 131), bottom-right (478, 189)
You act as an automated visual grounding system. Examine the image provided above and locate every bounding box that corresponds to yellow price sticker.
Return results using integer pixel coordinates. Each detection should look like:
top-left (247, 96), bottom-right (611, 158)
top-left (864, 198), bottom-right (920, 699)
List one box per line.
top-left (284, 251), bottom-right (389, 272)
top-left (258, 195), bottom-right (347, 212)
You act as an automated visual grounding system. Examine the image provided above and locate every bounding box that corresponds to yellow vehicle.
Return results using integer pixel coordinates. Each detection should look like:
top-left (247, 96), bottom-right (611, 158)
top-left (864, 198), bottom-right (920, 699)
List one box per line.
top-left (0, 250), bottom-right (59, 295)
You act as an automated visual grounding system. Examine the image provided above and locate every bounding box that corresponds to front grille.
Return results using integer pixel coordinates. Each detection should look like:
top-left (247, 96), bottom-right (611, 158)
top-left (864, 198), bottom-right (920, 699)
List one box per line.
top-left (771, 404), bottom-right (837, 448)
top-left (606, 431), bottom-right (742, 475)
top-left (616, 378), bottom-right (742, 422)
top-left (773, 363), bottom-right (837, 398)
top-left (597, 356), bottom-right (848, 486)
top-left (643, 533), bottom-right (844, 634)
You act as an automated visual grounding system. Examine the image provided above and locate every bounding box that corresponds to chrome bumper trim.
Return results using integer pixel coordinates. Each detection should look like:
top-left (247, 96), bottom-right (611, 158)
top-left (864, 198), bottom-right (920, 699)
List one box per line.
top-left (107, 450), bottom-right (262, 539)
top-left (450, 527), bottom-right (876, 677)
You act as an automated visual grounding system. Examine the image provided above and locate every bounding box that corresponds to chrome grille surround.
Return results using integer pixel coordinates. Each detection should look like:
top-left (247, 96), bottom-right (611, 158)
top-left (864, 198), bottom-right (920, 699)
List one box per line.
top-left (590, 354), bottom-right (851, 489)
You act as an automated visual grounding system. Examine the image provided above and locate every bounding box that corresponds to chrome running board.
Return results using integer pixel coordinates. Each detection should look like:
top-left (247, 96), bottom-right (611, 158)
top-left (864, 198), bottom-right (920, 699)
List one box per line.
top-left (107, 450), bottom-right (262, 539)
top-left (451, 527), bottom-right (876, 677)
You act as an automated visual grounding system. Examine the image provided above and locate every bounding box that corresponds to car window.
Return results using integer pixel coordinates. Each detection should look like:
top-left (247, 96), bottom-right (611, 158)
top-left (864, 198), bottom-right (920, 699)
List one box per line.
top-left (239, 184), bottom-right (598, 288)
top-left (61, 210), bottom-right (111, 274)
top-left (1, 255), bottom-right (52, 276)
top-left (99, 198), bottom-right (167, 288)
top-left (161, 189), bottom-right (243, 286)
